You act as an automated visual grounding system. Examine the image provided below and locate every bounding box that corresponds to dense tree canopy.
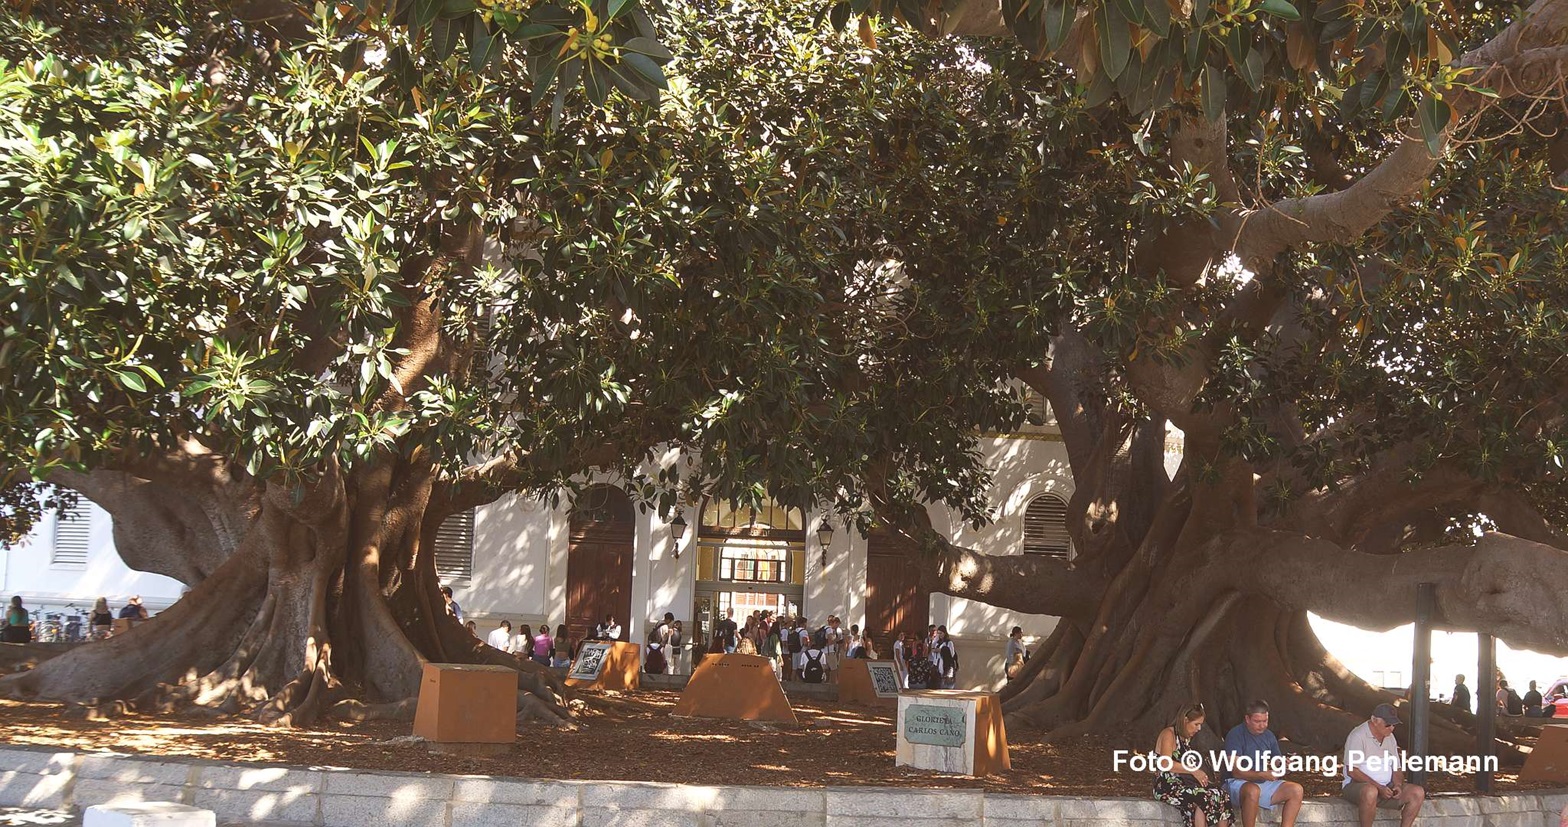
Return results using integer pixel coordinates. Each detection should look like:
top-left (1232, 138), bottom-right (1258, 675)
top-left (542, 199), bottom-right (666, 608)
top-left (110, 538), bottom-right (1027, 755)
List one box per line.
top-left (2, 0), bottom-right (1567, 747)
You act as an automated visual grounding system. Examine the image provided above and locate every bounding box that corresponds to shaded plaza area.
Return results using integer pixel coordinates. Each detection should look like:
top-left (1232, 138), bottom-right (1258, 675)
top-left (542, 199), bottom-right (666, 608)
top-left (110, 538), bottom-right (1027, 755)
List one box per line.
top-left (0, 686), bottom-right (1555, 799)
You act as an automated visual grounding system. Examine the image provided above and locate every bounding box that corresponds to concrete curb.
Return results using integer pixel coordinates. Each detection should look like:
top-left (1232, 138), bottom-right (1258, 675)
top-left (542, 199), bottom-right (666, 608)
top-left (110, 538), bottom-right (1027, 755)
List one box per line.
top-left (1, 744), bottom-right (1563, 826)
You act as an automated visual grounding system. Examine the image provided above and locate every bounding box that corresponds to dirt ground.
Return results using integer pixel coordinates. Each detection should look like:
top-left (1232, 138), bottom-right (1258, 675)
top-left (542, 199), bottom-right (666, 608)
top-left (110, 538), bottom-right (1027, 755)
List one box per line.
top-left (0, 685), bottom-right (1556, 798)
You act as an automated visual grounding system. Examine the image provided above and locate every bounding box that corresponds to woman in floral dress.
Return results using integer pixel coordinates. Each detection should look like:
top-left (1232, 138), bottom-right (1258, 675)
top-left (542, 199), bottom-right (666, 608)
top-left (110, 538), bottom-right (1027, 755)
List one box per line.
top-left (1153, 702), bottom-right (1232, 827)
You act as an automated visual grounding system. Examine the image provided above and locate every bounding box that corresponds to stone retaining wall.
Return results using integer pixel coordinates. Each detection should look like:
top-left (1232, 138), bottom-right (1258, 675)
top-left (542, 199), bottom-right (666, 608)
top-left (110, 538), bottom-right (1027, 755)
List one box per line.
top-left (1, 745), bottom-right (1562, 826)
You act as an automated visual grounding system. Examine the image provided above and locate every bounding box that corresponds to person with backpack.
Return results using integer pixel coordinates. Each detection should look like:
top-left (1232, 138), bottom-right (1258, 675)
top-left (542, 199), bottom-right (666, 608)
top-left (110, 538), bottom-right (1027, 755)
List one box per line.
top-left (930, 625), bottom-right (958, 689)
top-left (800, 637), bottom-right (827, 684)
top-left (795, 617), bottom-right (815, 679)
top-left (761, 619), bottom-right (783, 680)
top-left (646, 612), bottom-right (674, 673)
top-left (783, 617), bottom-right (803, 680)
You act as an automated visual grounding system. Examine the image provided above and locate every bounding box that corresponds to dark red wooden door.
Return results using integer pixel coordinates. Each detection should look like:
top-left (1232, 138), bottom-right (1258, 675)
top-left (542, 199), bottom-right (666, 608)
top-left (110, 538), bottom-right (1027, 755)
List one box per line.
top-left (566, 486), bottom-right (635, 644)
top-left (865, 530), bottom-right (930, 650)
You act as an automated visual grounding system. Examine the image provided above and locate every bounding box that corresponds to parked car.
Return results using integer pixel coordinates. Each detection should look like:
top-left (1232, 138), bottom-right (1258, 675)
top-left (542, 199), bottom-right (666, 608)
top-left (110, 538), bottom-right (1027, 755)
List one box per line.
top-left (1537, 677), bottom-right (1568, 716)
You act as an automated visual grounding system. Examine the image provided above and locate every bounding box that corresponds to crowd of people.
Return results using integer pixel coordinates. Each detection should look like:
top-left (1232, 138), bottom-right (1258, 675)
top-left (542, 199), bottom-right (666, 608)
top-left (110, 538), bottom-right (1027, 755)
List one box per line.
top-left (444, 590), bottom-right (1044, 689)
top-left (1153, 700), bottom-right (1423, 827)
top-left (701, 607), bottom-right (871, 683)
top-left (1448, 672), bottom-right (1564, 718)
top-left (0, 594), bottom-right (151, 643)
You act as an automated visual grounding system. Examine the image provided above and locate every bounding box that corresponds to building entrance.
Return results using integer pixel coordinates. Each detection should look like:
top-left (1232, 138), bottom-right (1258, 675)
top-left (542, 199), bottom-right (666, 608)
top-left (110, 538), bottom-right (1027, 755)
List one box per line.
top-left (689, 498), bottom-right (805, 658)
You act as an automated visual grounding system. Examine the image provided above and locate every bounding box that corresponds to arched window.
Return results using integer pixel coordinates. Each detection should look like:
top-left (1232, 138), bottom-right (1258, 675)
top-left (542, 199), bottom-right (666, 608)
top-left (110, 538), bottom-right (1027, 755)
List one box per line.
top-left (1023, 493), bottom-right (1071, 559)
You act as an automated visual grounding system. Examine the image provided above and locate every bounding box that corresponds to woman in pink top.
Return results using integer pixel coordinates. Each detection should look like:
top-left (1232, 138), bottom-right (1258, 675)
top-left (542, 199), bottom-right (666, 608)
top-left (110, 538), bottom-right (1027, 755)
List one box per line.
top-left (533, 624), bottom-right (553, 665)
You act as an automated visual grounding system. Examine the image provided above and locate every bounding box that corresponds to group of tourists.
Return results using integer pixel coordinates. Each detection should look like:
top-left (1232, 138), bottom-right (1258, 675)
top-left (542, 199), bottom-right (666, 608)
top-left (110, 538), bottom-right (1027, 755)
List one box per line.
top-left (890, 624), bottom-right (959, 690)
top-left (1153, 700), bottom-right (1423, 827)
top-left (1, 594), bottom-right (150, 643)
top-left (479, 618), bottom-right (574, 668)
top-left (705, 607), bottom-right (877, 684)
top-left (1449, 672), bottom-right (1563, 718)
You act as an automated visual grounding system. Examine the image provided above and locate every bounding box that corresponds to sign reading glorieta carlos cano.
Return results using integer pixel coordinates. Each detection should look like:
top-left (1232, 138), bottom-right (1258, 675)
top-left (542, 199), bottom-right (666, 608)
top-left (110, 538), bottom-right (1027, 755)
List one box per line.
top-left (903, 704), bottom-right (967, 747)
top-left (895, 690), bottom-right (1010, 776)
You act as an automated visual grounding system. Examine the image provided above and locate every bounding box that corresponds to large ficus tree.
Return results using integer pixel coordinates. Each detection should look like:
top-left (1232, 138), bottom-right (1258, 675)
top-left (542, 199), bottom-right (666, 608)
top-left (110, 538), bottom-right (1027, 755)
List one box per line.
top-left (839, 0), bottom-right (1568, 750)
top-left (0, 0), bottom-right (1091, 723)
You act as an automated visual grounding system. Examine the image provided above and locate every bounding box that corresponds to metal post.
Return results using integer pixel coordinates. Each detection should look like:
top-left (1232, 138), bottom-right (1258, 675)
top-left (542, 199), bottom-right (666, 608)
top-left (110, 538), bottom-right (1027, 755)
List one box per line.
top-left (1410, 583), bottom-right (1434, 785)
top-left (1477, 632), bottom-right (1496, 793)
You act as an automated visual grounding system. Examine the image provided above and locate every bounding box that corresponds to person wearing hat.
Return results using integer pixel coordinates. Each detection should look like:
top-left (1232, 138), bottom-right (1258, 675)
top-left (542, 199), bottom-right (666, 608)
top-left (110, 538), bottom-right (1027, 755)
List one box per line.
top-left (1341, 703), bottom-right (1424, 827)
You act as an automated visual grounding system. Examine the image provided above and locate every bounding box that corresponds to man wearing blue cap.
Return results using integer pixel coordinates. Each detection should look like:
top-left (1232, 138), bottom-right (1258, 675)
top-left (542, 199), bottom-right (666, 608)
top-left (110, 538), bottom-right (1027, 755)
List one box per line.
top-left (1223, 700), bottom-right (1304, 827)
top-left (1342, 703), bottom-right (1425, 827)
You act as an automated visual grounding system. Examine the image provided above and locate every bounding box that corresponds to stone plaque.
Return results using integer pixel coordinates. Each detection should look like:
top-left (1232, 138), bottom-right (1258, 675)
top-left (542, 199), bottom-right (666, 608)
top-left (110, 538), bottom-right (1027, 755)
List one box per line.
top-left (896, 690), bottom-right (1010, 776)
top-left (903, 704), bottom-right (967, 747)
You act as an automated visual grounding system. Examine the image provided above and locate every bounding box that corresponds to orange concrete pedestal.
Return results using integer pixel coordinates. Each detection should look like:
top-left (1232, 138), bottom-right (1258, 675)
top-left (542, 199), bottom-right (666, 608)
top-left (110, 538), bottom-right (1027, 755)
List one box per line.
top-left (838, 659), bottom-right (897, 709)
top-left (565, 641), bottom-right (642, 692)
top-left (411, 663), bottom-right (518, 744)
top-left (1521, 724), bottom-right (1568, 781)
top-left (896, 690), bottom-right (1009, 776)
top-left (672, 654), bottom-right (797, 724)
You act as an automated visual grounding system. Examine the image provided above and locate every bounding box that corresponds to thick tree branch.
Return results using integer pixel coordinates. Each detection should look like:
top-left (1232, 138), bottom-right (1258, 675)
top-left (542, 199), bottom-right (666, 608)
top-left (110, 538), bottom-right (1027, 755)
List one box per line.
top-left (1191, 529), bottom-right (1568, 655)
top-left (1236, 0), bottom-right (1568, 266)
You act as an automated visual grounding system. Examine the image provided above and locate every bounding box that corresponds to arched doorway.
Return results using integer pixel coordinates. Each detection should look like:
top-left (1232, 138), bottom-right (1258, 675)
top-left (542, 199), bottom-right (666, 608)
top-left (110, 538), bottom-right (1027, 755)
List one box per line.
top-left (566, 484), bottom-right (634, 644)
top-left (691, 498), bottom-right (805, 657)
top-left (865, 528), bottom-right (930, 651)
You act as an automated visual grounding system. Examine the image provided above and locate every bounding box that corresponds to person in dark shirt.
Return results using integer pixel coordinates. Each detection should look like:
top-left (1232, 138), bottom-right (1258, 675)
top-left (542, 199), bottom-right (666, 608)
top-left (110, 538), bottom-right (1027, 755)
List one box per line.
top-left (1450, 674), bottom-right (1471, 713)
top-left (1524, 680), bottom-right (1544, 716)
top-left (714, 607), bottom-right (738, 653)
top-left (1223, 700), bottom-right (1304, 827)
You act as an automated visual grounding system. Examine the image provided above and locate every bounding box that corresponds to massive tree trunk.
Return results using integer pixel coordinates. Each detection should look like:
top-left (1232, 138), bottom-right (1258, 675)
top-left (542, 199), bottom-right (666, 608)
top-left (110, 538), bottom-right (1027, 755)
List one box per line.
top-left (898, 416), bottom-right (1566, 755)
top-left (0, 439), bottom-right (569, 728)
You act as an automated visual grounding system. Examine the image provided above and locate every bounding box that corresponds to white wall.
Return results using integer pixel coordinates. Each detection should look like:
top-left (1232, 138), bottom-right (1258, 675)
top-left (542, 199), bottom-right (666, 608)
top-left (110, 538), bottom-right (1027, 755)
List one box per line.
top-left (6, 432), bottom-right (1080, 684)
top-left (1, 500), bottom-right (184, 613)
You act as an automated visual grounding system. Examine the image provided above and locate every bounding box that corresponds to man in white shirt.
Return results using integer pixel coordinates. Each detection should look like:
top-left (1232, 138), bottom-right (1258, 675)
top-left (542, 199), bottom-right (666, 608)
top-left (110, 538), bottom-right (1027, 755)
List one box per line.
top-left (594, 613), bottom-right (622, 641)
top-left (1341, 703), bottom-right (1424, 827)
top-left (486, 620), bottom-right (513, 653)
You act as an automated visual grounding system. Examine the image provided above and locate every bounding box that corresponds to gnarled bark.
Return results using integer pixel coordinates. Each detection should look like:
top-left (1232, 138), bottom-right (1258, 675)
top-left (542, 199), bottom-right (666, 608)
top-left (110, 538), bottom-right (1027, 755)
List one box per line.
top-left (1, 447), bottom-right (569, 728)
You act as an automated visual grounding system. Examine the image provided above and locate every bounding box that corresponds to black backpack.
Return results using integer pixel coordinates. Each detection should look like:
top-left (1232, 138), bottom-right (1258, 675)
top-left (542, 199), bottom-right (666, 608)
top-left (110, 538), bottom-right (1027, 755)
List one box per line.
top-left (939, 643), bottom-right (957, 675)
top-left (786, 628), bottom-right (803, 654)
top-left (645, 646), bottom-right (667, 674)
top-left (1507, 689), bottom-right (1524, 715)
top-left (801, 650), bottom-right (825, 683)
top-left (811, 626), bottom-right (828, 649)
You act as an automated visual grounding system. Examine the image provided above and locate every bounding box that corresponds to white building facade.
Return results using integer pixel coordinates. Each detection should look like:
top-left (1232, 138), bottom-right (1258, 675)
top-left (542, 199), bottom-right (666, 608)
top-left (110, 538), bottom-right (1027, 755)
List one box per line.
top-left (6, 427), bottom-right (1078, 690)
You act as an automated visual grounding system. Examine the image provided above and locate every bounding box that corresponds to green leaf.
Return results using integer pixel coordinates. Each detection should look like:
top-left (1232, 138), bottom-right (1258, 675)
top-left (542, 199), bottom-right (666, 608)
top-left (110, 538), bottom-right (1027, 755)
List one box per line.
top-left (607, 0), bottom-right (635, 20)
top-left (1084, 69), bottom-right (1116, 107)
top-left (469, 18), bottom-right (497, 73)
top-left (1417, 95), bottom-right (1450, 157)
top-left (1258, 0), bottom-right (1300, 19)
top-left (583, 59), bottom-right (609, 107)
top-left (1201, 64), bottom-right (1226, 121)
top-left (621, 52), bottom-right (669, 89)
top-left (551, 59), bottom-right (582, 128)
top-left (621, 36), bottom-right (674, 61)
top-left (113, 369), bottom-right (146, 393)
top-left (1143, 0), bottom-right (1170, 36)
top-left (1043, 3), bottom-right (1074, 53)
top-left (1242, 44), bottom-right (1265, 90)
top-left (601, 57), bottom-right (655, 100)
top-left (830, 2), bottom-right (851, 31)
top-left (1097, 3), bottom-right (1131, 81)
top-left (1192, 0), bottom-right (1209, 25)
